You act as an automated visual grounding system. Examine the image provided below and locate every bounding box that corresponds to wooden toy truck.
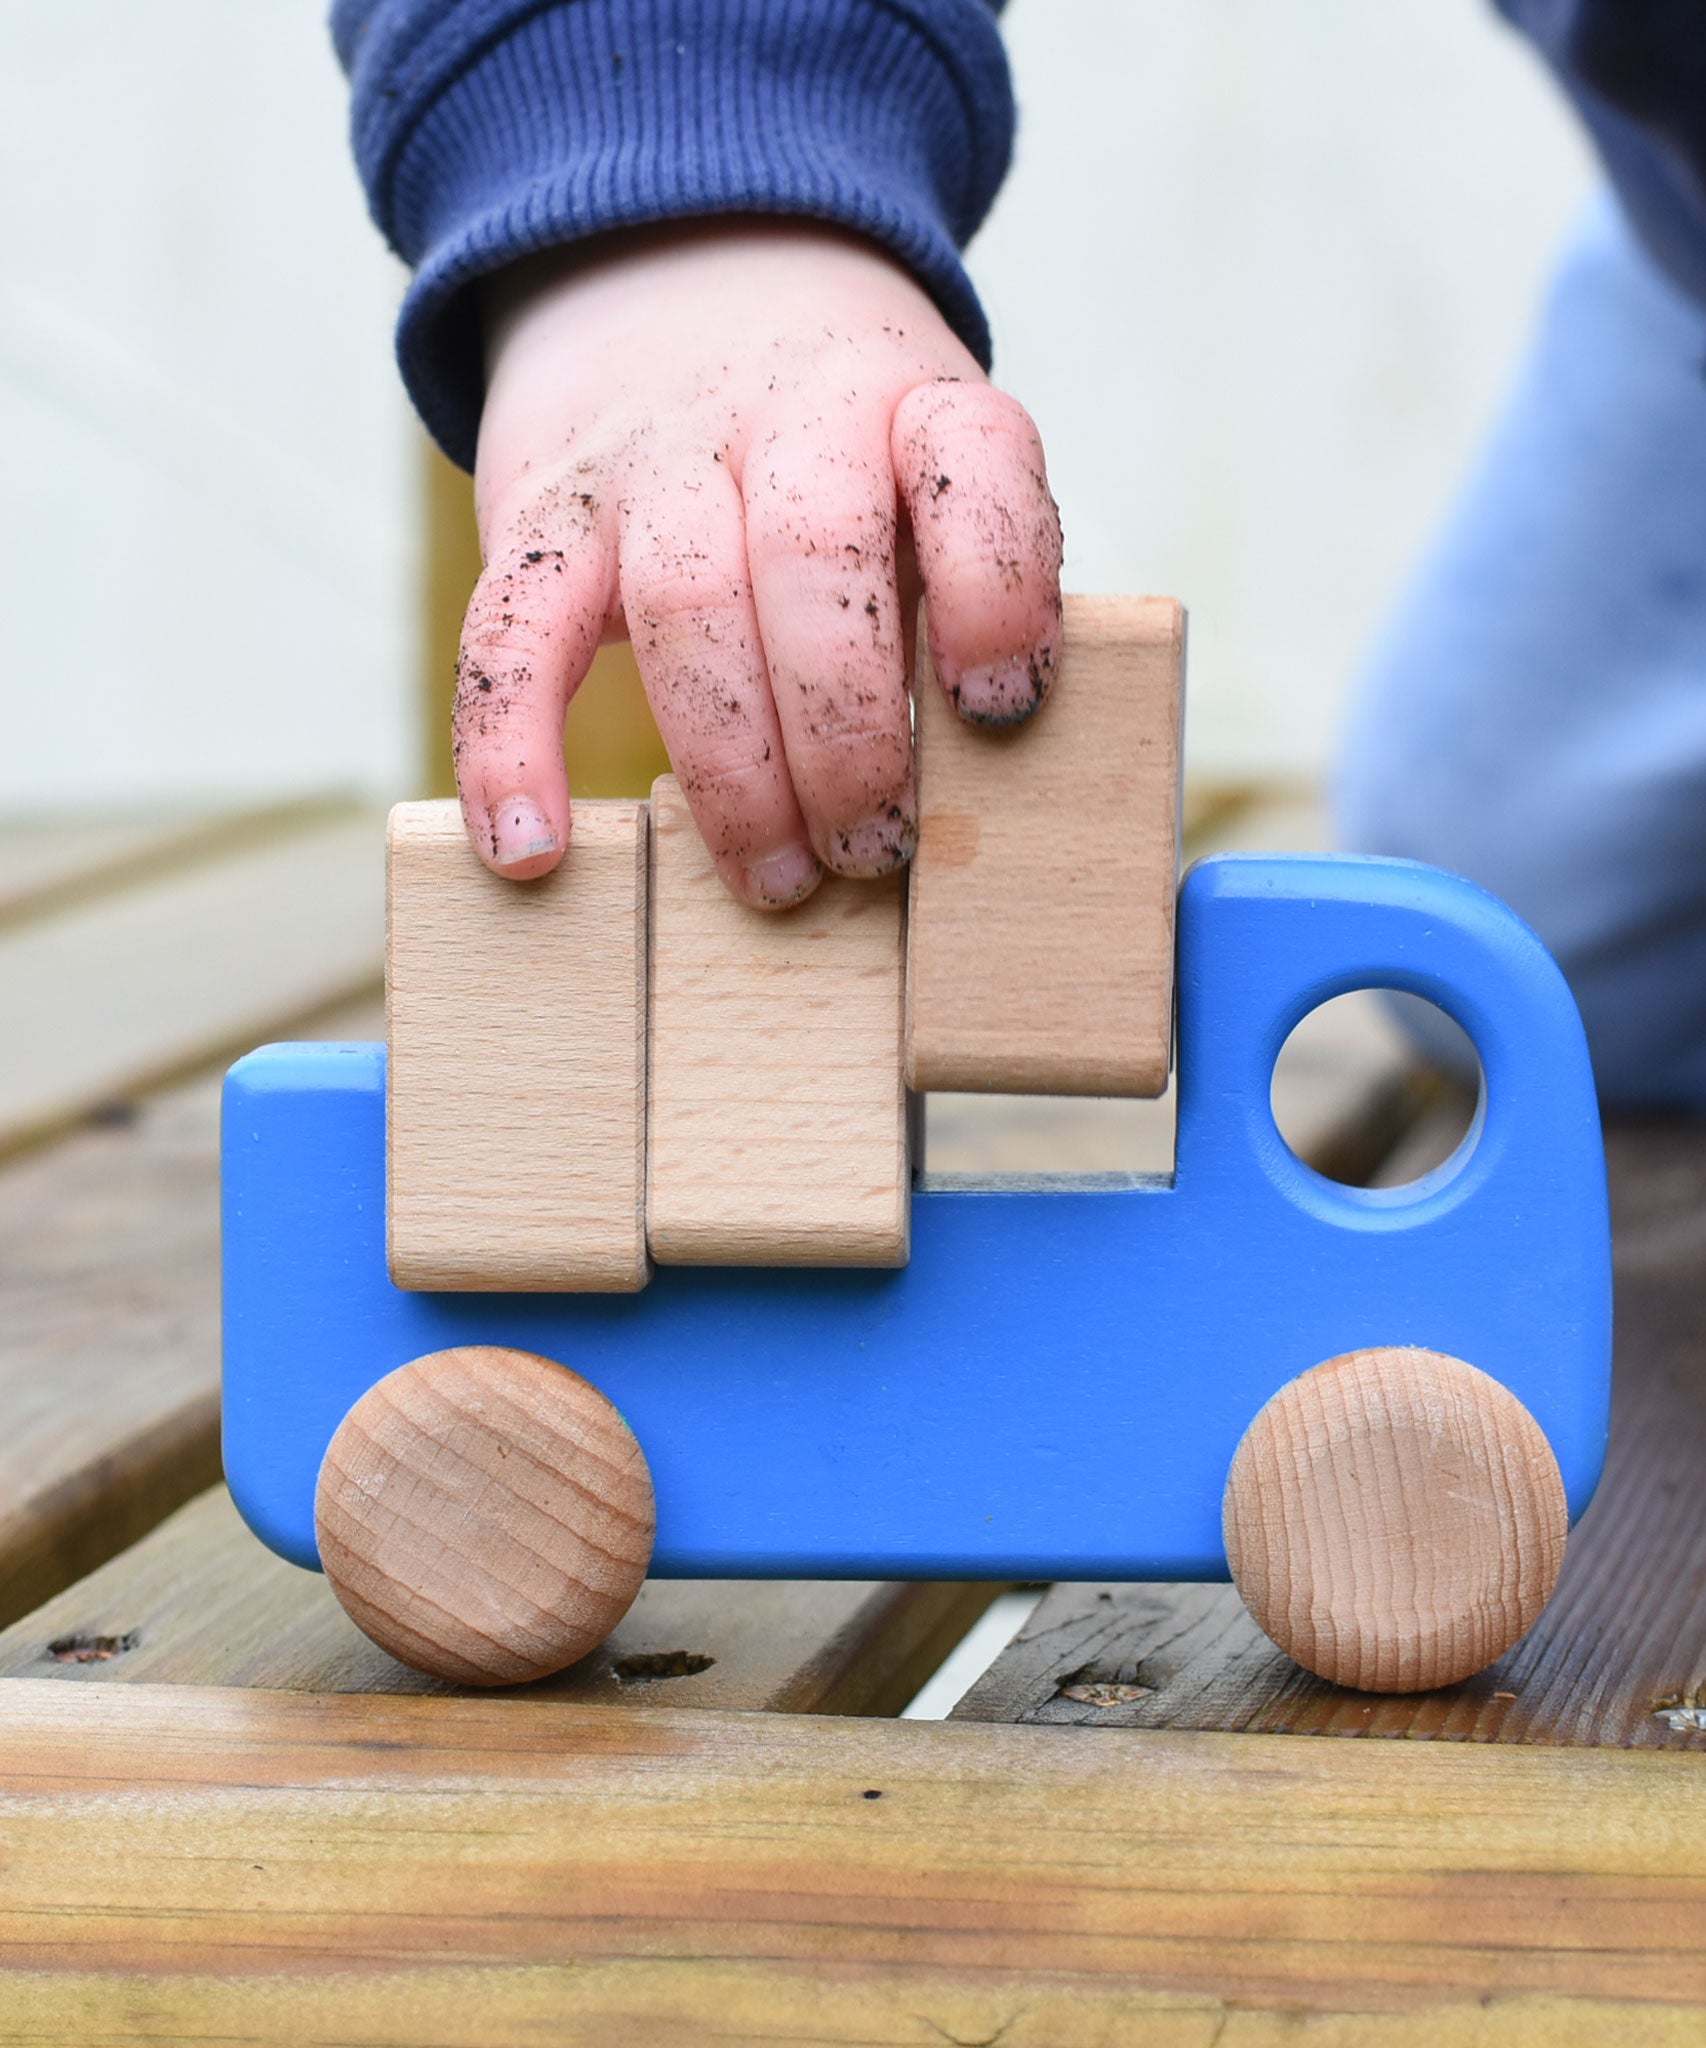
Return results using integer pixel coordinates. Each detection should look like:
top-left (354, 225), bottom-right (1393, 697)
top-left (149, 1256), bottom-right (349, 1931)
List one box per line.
top-left (221, 598), bottom-right (1611, 1697)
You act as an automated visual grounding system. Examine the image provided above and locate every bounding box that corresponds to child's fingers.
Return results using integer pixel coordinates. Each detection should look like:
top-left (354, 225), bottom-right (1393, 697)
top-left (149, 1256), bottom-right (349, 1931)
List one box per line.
top-left (892, 381), bottom-right (1063, 725)
top-left (454, 537), bottom-right (615, 879)
top-left (618, 455), bottom-right (820, 909)
top-left (743, 413), bottom-right (915, 876)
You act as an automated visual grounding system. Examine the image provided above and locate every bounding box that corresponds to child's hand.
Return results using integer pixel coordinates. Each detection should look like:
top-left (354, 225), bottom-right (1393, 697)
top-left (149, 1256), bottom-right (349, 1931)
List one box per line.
top-left (457, 222), bottom-right (1063, 906)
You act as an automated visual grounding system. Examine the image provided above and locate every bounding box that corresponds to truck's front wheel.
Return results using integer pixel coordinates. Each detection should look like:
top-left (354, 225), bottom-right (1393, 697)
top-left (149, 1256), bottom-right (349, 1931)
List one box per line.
top-left (1222, 1346), bottom-right (1567, 1693)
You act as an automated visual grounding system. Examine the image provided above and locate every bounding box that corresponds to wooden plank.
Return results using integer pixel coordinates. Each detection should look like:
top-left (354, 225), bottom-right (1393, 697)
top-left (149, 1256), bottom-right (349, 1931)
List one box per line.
top-left (0, 795), bottom-right (362, 928)
top-left (955, 1119), bottom-right (1702, 1747)
top-left (0, 1683), bottom-right (1704, 2043)
top-left (0, 1485), bottom-right (998, 1716)
top-left (0, 995), bottom-right (382, 1634)
top-left (386, 799), bottom-right (649, 1292)
top-left (646, 775), bottom-right (907, 1266)
top-left (907, 592), bottom-right (1182, 1097)
top-left (6, 1979), bottom-right (1698, 2048)
top-left (0, 809), bottom-right (383, 1159)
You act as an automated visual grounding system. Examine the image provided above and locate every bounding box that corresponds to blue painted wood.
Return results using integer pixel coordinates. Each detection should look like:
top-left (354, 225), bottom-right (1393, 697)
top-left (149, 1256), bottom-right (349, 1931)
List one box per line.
top-left (221, 854), bottom-right (1612, 1582)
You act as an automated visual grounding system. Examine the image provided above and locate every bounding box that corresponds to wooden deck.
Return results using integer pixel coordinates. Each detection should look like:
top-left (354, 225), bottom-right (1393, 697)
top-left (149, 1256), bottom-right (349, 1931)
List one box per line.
top-left (1, 792), bottom-right (1702, 2045)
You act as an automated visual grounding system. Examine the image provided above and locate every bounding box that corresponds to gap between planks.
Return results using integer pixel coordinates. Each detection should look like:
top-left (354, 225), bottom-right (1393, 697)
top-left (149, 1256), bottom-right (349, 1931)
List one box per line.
top-left (0, 1680), bottom-right (1703, 2045)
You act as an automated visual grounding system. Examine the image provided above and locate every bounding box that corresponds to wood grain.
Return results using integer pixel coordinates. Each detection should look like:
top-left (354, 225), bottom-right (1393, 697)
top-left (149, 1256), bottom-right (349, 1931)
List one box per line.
top-left (957, 1121), bottom-right (1706, 1745)
top-left (906, 592), bottom-right (1182, 1097)
top-left (386, 799), bottom-right (649, 1292)
top-left (0, 991), bottom-right (384, 1635)
top-left (6, 1980), bottom-right (1698, 2048)
top-left (0, 1485), bottom-right (1000, 1716)
top-left (1, 1681), bottom-right (1704, 2042)
top-left (647, 775), bottom-right (908, 1266)
top-left (0, 1077), bottom-right (230, 1629)
top-left (0, 807), bottom-right (382, 1158)
top-left (317, 1347), bottom-right (656, 1685)
top-left (1223, 1348), bottom-right (1567, 1692)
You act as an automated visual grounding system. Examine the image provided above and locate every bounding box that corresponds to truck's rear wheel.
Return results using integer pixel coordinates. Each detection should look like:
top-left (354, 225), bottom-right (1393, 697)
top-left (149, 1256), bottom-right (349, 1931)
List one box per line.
top-left (1222, 1345), bottom-right (1567, 1693)
top-left (316, 1344), bottom-right (655, 1685)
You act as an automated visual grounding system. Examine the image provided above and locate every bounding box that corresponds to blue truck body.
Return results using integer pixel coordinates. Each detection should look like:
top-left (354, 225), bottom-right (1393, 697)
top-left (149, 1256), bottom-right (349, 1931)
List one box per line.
top-left (222, 854), bottom-right (1613, 1581)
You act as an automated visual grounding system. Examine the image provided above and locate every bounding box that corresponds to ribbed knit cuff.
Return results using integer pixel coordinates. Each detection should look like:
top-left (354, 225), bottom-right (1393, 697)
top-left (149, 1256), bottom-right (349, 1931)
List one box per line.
top-left (338, 0), bottom-right (1014, 469)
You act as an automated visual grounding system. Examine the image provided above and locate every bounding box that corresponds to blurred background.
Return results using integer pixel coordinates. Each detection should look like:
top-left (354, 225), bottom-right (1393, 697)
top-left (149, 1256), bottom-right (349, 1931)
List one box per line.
top-left (0, 0), bottom-right (1590, 1167)
top-left (0, 0), bottom-right (1591, 812)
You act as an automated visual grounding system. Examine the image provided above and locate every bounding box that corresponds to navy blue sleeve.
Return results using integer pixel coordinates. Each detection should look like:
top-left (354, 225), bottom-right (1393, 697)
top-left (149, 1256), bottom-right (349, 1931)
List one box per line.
top-left (333, 0), bottom-right (1013, 468)
top-left (1496, 0), bottom-right (1706, 312)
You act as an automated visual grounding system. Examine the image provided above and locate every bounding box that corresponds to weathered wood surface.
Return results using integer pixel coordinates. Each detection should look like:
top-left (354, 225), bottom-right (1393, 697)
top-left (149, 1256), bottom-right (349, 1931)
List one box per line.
top-left (0, 1485), bottom-right (999, 1717)
top-left (0, 806), bottom-right (382, 1158)
top-left (0, 1070), bottom-right (225, 1632)
top-left (1, 1681), bottom-right (1705, 2045)
top-left (957, 1120), bottom-right (1706, 1747)
top-left (0, 993), bottom-right (381, 1635)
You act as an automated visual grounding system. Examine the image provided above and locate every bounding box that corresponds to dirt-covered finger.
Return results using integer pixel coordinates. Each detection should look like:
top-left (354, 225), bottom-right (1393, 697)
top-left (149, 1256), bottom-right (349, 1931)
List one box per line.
top-left (743, 412), bottom-right (915, 877)
top-left (892, 380), bottom-right (1063, 726)
top-left (618, 455), bottom-right (818, 909)
top-left (454, 533), bottom-right (615, 879)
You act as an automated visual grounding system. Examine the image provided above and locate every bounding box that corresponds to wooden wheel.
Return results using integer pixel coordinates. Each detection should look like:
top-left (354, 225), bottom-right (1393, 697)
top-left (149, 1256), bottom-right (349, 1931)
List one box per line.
top-left (315, 1345), bottom-right (655, 1685)
top-left (1222, 1346), bottom-right (1567, 1693)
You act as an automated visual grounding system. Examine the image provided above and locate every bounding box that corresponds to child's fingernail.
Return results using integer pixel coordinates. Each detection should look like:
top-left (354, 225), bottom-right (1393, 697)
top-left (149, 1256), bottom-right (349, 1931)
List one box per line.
top-left (952, 648), bottom-right (1055, 726)
top-left (829, 806), bottom-right (918, 876)
top-left (743, 842), bottom-right (821, 906)
top-left (487, 796), bottom-right (559, 868)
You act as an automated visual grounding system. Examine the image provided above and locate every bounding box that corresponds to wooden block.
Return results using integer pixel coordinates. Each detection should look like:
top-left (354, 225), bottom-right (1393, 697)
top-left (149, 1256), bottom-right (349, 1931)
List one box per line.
top-left (907, 592), bottom-right (1182, 1096)
top-left (0, 985), bottom-right (379, 1638)
top-left (1223, 1347), bottom-right (1568, 1694)
top-left (386, 799), bottom-right (648, 1292)
top-left (646, 776), bottom-right (907, 1266)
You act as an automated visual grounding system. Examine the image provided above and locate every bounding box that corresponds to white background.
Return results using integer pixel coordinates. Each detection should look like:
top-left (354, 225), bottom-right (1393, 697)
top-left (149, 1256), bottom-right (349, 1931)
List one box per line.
top-left (0, 0), bottom-right (1592, 810)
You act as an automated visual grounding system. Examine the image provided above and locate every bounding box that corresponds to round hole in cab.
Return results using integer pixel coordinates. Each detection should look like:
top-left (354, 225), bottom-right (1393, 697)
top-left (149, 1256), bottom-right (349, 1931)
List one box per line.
top-left (1270, 989), bottom-right (1481, 1189)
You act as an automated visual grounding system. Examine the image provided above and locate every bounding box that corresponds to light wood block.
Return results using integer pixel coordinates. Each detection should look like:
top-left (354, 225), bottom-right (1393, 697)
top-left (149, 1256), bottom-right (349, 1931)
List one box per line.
top-left (1223, 1347), bottom-right (1568, 1694)
top-left (4, 1681), bottom-right (1706, 2040)
top-left (907, 592), bottom-right (1183, 1096)
top-left (386, 799), bottom-right (648, 1292)
top-left (647, 776), bottom-right (907, 1266)
top-left (316, 1346), bottom-right (656, 1686)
